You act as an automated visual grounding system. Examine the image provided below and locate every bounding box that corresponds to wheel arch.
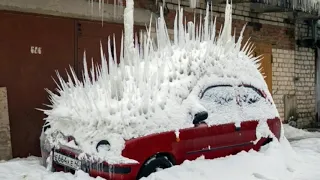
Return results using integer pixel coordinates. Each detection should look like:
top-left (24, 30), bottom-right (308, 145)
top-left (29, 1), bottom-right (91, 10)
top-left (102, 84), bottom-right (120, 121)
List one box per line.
top-left (142, 152), bottom-right (176, 167)
top-left (136, 152), bottom-right (176, 179)
top-left (154, 152), bottom-right (176, 165)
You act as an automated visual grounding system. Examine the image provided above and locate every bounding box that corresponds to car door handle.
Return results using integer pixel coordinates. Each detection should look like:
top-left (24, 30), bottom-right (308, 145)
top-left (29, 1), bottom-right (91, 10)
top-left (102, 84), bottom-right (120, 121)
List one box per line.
top-left (235, 126), bottom-right (241, 131)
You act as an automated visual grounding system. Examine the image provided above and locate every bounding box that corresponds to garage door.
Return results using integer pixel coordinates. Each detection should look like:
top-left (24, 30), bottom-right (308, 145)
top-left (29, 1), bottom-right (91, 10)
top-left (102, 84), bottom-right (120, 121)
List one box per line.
top-left (77, 20), bottom-right (144, 77)
top-left (253, 43), bottom-right (273, 94)
top-left (0, 11), bottom-right (75, 157)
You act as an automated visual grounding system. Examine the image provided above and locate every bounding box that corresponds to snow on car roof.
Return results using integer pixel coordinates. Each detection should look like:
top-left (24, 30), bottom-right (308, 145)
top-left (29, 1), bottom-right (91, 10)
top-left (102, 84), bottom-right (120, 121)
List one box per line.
top-left (41, 0), bottom-right (279, 163)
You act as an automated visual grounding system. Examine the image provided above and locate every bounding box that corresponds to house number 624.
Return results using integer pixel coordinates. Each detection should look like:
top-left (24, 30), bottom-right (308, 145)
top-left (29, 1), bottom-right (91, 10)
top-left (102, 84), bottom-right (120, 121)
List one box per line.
top-left (30, 46), bottom-right (42, 55)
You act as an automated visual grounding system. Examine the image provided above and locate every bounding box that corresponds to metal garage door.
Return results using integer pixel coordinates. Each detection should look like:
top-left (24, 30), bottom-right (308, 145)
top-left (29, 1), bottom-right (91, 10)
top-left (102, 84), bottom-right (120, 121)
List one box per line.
top-left (76, 20), bottom-right (144, 77)
top-left (0, 11), bottom-right (75, 157)
top-left (254, 43), bottom-right (273, 93)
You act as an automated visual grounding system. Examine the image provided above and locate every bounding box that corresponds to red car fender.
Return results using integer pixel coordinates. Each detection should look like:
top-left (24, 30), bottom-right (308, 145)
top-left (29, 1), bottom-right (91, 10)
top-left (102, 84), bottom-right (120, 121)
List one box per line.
top-left (122, 130), bottom-right (179, 168)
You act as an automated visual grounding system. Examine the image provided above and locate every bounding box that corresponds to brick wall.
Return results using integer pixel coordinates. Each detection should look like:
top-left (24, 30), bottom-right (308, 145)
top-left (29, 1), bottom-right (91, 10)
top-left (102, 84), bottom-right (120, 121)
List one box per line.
top-left (149, 5), bottom-right (295, 48)
top-left (159, 1), bottom-right (295, 48)
top-left (294, 47), bottom-right (316, 127)
top-left (272, 49), bottom-right (295, 121)
top-left (271, 48), bottom-right (315, 127)
top-left (0, 87), bottom-right (12, 160)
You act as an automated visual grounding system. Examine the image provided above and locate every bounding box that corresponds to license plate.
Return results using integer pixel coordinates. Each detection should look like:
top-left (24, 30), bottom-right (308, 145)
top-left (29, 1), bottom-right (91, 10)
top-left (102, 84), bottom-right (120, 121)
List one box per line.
top-left (53, 152), bottom-right (81, 170)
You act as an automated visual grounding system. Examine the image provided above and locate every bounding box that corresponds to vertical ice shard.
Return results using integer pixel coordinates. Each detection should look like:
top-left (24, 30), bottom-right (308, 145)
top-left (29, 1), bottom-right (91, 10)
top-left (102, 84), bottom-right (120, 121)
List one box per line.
top-left (190, 0), bottom-right (197, 8)
top-left (124, 0), bottom-right (135, 63)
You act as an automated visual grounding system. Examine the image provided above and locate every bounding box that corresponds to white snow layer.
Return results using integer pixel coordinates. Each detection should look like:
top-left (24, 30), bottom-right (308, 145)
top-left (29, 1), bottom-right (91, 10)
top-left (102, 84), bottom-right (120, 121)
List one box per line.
top-left (0, 156), bottom-right (104, 180)
top-left (41, 0), bottom-right (279, 163)
top-left (142, 126), bottom-right (320, 180)
top-left (283, 124), bottom-right (320, 141)
top-left (3, 127), bottom-right (320, 180)
top-left (142, 136), bottom-right (299, 180)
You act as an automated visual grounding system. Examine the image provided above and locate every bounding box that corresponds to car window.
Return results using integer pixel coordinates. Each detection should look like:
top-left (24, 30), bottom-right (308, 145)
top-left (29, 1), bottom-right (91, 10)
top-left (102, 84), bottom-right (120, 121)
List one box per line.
top-left (236, 85), bottom-right (274, 121)
top-left (237, 85), bottom-right (263, 106)
top-left (200, 85), bottom-right (238, 124)
top-left (199, 85), bottom-right (271, 124)
top-left (200, 85), bottom-right (235, 105)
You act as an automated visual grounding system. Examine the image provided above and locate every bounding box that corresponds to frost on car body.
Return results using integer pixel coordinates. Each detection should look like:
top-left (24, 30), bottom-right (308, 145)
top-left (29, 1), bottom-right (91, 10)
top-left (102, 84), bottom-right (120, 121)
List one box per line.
top-left (39, 0), bottom-right (281, 179)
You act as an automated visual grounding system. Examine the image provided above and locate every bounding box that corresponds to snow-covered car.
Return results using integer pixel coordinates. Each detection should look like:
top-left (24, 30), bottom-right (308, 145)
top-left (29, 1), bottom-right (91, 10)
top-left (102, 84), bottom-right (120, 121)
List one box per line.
top-left (40, 1), bottom-right (282, 180)
top-left (40, 84), bottom-right (281, 180)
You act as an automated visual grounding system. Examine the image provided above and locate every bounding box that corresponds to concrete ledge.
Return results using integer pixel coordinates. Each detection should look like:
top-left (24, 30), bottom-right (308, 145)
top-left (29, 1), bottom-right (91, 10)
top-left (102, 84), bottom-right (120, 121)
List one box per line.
top-left (0, 87), bottom-right (12, 160)
top-left (0, 0), bottom-right (154, 26)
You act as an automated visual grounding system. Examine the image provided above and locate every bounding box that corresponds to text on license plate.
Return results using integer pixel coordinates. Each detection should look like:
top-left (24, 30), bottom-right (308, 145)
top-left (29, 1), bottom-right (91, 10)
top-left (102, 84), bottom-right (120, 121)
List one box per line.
top-left (53, 152), bottom-right (81, 170)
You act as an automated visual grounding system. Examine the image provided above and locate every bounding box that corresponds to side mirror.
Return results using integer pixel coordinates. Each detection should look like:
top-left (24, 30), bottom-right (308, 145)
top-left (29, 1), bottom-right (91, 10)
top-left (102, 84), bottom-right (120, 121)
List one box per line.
top-left (193, 111), bottom-right (208, 125)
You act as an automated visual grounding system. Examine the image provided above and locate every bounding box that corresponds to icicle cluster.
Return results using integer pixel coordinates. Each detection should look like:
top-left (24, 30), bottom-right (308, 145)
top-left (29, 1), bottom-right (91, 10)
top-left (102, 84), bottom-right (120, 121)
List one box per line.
top-left (42, 0), bottom-right (278, 163)
top-left (295, 0), bottom-right (320, 14)
top-left (189, 0), bottom-right (198, 8)
top-left (262, 0), bottom-right (320, 14)
top-left (93, 0), bottom-right (201, 23)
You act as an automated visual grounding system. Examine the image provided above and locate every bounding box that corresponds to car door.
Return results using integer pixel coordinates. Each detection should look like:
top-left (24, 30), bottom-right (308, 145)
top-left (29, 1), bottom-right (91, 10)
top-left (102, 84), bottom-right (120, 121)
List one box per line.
top-left (172, 85), bottom-right (237, 161)
top-left (197, 85), bottom-right (242, 159)
top-left (176, 124), bottom-right (212, 161)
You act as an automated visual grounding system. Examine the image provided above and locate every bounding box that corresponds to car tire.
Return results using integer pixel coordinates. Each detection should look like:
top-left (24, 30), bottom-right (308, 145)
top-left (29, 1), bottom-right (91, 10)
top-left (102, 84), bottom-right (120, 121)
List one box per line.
top-left (137, 156), bottom-right (173, 179)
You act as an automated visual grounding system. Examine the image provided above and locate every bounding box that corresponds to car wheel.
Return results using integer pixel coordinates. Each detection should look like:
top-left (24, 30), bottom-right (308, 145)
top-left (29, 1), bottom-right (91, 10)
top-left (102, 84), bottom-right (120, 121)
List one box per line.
top-left (137, 156), bottom-right (173, 179)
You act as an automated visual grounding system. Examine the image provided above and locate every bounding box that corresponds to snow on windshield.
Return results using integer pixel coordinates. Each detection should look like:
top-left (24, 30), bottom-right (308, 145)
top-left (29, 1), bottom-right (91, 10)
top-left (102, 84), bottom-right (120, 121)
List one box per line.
top-left (41, 0), bottom-right (279, 163)
top-left (200, 85), bottom-right (275, 126)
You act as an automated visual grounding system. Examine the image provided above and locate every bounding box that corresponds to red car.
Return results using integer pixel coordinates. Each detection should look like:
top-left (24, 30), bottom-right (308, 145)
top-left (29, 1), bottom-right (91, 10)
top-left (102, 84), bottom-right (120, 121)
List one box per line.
top-left (40, 84), bottom-right (281, 180)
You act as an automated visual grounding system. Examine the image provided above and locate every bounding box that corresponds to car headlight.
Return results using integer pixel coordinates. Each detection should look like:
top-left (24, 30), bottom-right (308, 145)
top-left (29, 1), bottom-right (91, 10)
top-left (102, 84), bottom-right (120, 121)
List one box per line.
top-left (96, 140), bottom-right (111, 152)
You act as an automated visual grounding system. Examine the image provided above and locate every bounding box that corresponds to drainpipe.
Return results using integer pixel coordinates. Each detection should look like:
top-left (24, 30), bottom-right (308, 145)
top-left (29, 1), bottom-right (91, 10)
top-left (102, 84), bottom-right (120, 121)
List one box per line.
top-left (315, 20), bottom-right (320, 127)
top-left (316, 47), bottom-right (320, 127)
top-left (316, 45), bottom-right (320, 127)
top-left (312, 20), bottom-right (317, 45)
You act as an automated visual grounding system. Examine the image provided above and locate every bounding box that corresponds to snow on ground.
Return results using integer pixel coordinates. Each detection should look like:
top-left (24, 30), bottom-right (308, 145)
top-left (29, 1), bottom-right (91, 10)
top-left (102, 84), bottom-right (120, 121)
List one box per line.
top-left (142, 137), bottom-right (298, 180)
top-left (290, 138), bottom-right (320, 180)
top-left (283, 124), bottom-right (320, 141)
top-left (1, 124), bottom-right (320, 180)
top-left (0, 156), bottom-right (104, 180)
top-left (143, 125), bottom-right (320, 180)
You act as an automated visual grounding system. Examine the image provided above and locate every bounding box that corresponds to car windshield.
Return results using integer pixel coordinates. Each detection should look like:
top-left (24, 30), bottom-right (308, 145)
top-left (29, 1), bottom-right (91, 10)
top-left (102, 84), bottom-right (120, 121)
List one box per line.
top-left (199, 85), bottom-right (270, 124)
top-left (200, 85), bottom-right (235, 106)
top-left (200, 85), bottom-right (237, 124)
top-left (237, 85), bottom-right (263, 106)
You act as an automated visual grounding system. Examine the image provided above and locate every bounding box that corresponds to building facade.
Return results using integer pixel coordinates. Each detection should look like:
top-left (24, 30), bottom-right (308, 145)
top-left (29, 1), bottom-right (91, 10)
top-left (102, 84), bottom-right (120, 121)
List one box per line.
top-left (0, 0), bottom-right (318, 159)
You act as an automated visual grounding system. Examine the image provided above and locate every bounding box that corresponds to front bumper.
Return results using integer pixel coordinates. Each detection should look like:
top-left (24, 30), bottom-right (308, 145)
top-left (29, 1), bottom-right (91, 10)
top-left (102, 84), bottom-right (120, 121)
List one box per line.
top-left (51, 147), bottom-right (140, 180)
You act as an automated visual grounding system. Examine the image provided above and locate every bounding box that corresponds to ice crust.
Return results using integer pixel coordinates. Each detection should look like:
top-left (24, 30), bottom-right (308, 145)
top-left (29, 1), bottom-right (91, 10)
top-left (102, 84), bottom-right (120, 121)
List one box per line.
top-left (41, 0), bottom-right (279, 164)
